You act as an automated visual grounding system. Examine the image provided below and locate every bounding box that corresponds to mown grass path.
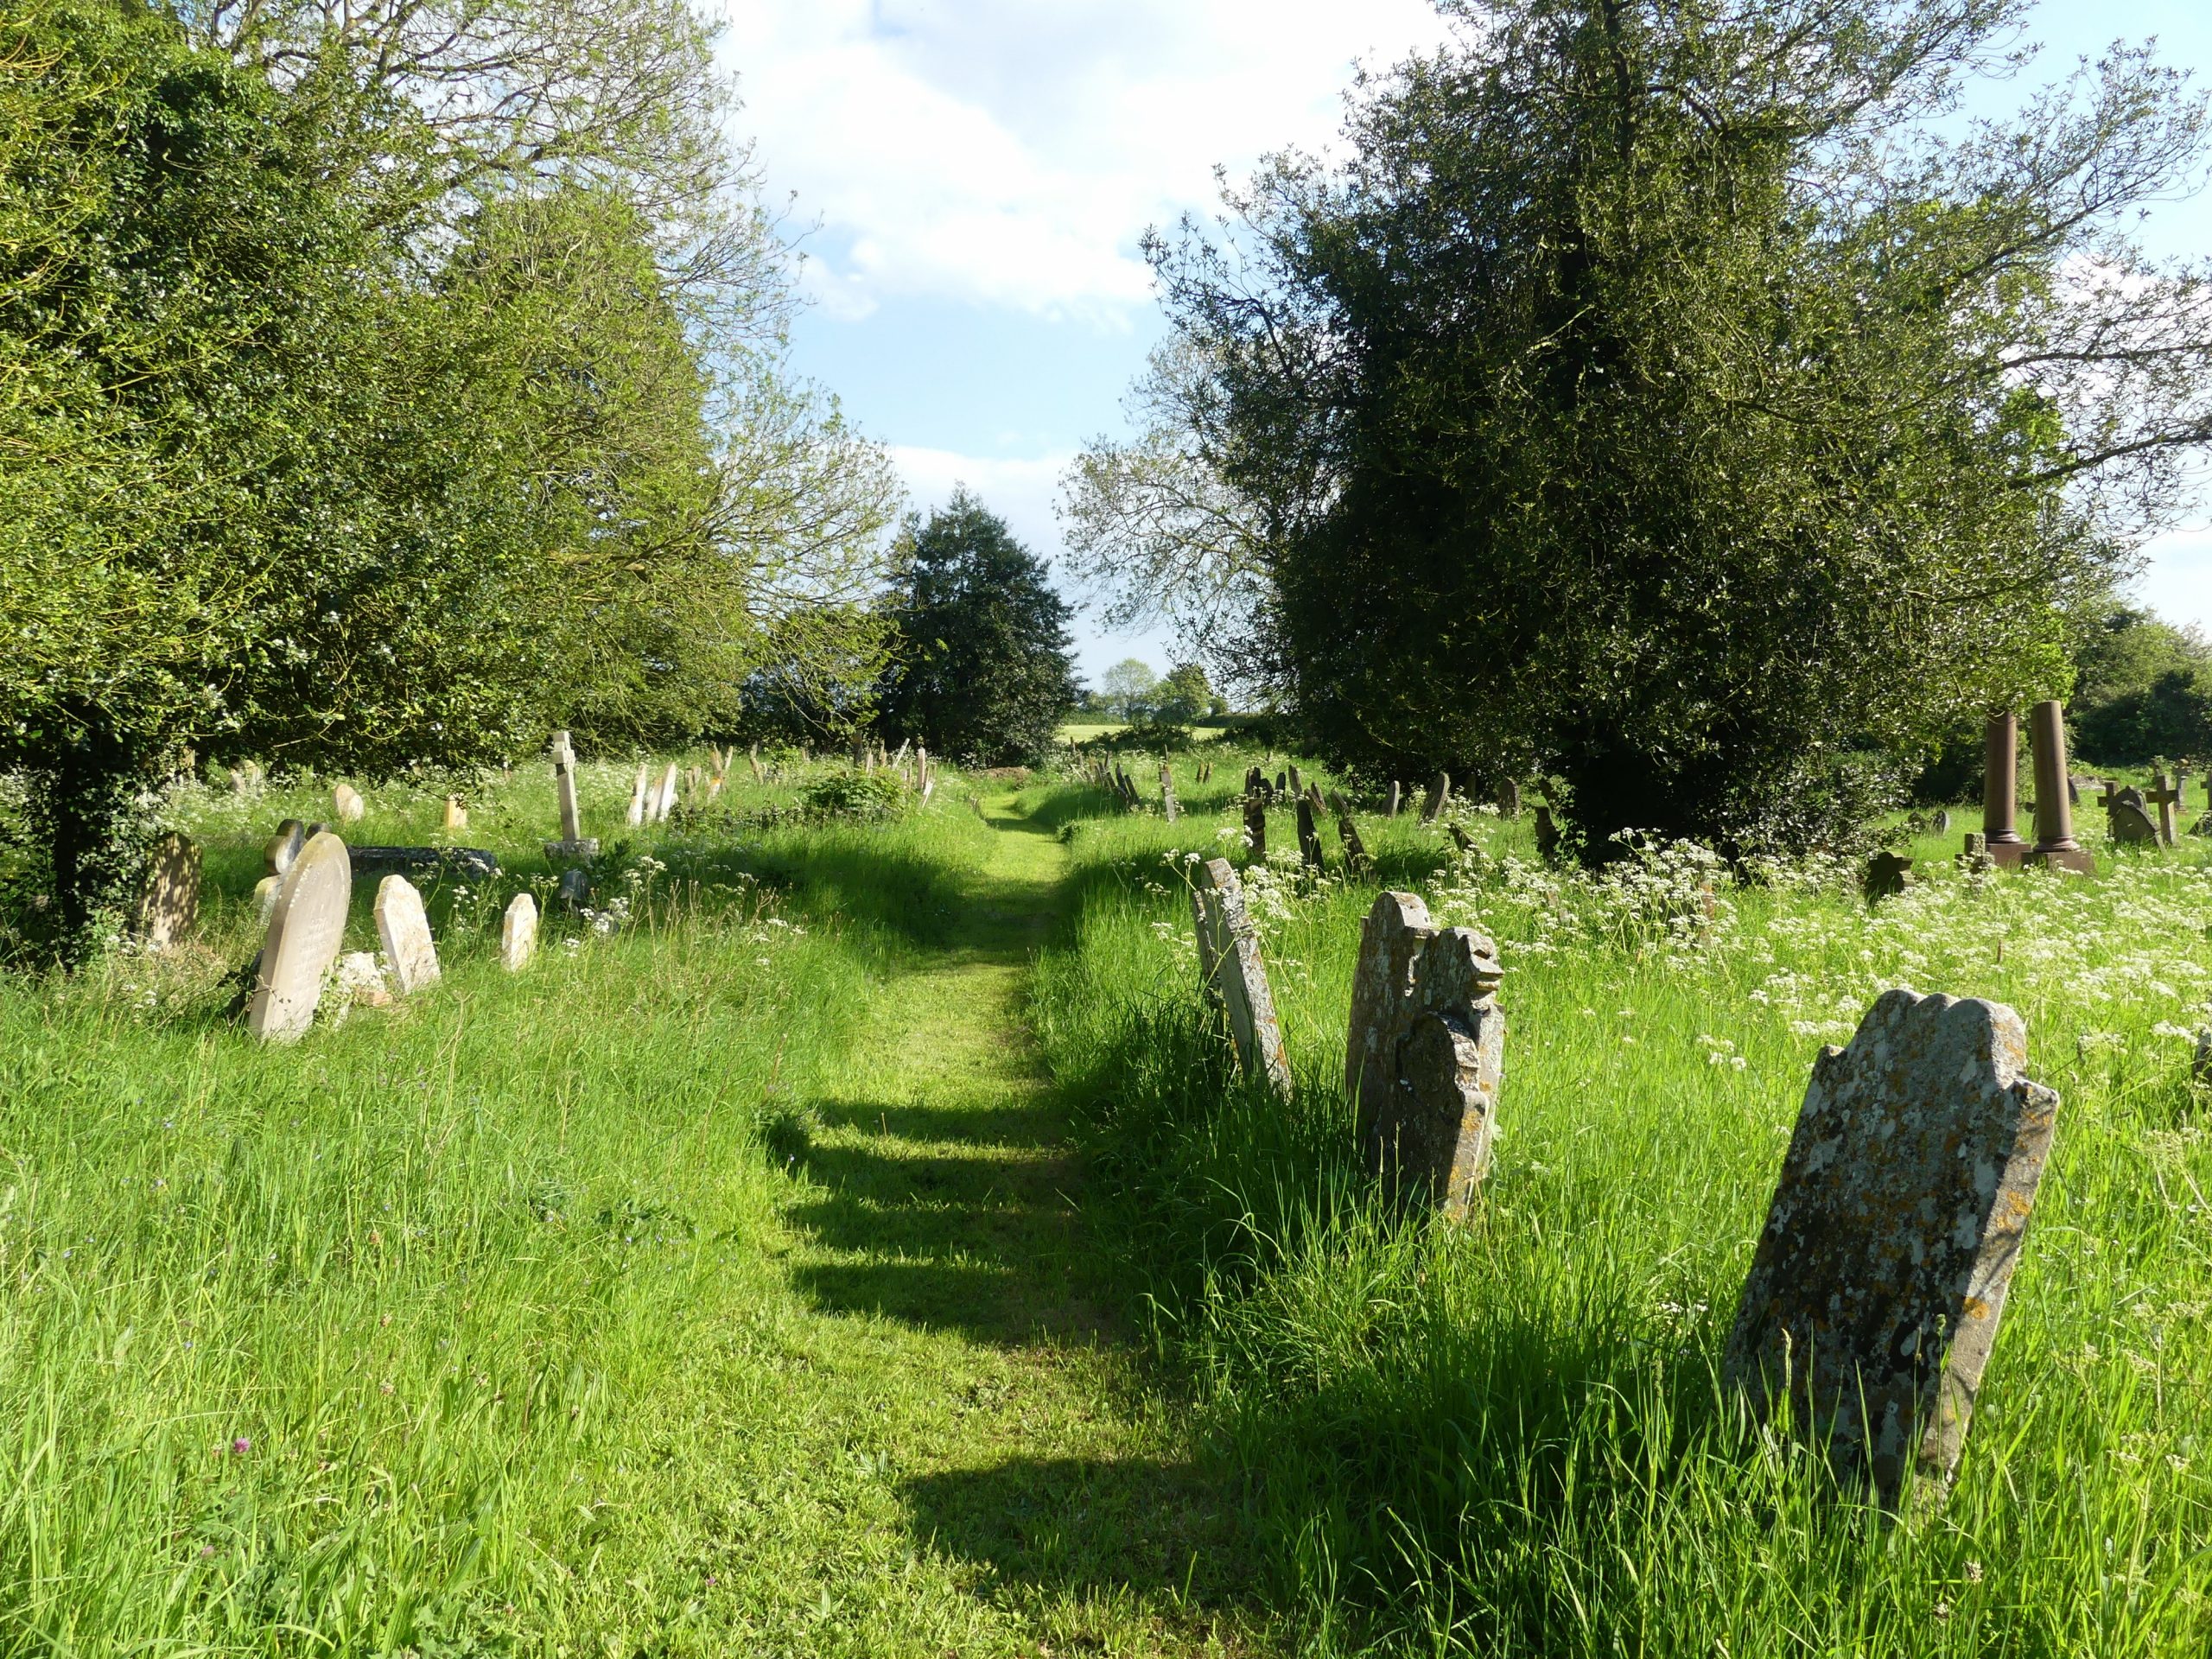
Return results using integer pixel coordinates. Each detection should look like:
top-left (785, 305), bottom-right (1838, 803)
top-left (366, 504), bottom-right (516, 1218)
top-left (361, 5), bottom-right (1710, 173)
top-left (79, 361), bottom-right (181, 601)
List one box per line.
top-left (739, 793), bottom-right (1267, 1656)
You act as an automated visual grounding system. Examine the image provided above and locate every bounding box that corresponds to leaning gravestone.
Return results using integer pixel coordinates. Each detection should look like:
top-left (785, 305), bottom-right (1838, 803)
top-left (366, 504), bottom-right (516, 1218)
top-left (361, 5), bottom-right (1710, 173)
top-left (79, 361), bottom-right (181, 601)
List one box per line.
top-left (500, 893), bottom-right (538, 971)
top-left (373, 875), bottom-right (440, 995)
top-left (1190, 858), bottom-right (1294, 1094)
top-left (1344, 891), bottom-right (1504, 1218)
top-left (246, 832), bottom-right (353, 1043)
top-left (627, 765), bottom-right (649, 826)
top-left (1420, 771), bottom-right (1449, 824)
top-left (1287, 764), bottom-right (1302, 798)
top-left (2110, 800), bottom-right (2160, 846)
top-left (1295, 796), bottom-right (1325, 872)
top-left (1336, 811), bottom-right (1372, 874)
top-left (133, 832), bottom-right (201, 952)
top-left (1724, 989), bottom-right (2059, 1506)
top-left (333, 784), bottom-right (365, 823)
top-left (556, 867), bottom-right (589, 912)
top-left (1160, 764), bottom-right (1179, 824)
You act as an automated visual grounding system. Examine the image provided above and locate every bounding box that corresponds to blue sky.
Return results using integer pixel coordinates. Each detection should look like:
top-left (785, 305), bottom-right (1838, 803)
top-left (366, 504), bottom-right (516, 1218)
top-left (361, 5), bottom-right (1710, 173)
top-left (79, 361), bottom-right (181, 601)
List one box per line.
top-left (721, 0), bottom-right (2212, 685)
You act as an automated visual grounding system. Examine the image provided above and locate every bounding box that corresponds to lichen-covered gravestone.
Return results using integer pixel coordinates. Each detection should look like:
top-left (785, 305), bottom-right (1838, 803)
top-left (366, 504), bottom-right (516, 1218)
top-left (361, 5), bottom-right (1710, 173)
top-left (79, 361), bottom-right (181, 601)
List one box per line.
top-left (1160, 764), bottom-right (1179, 824)
top-left (246, 831), bottom-right (353, 1042)
top-left (133, 831), bottom-right (201, 952)
top-left (373, 874), bottom-right (440, 995)
top-left (1344, 891), bottom-right (1504, 1217)
top-left (1190, 858), bottom-right (1293, 1094)
top-left (1243, 791), bottom-right (1267, 861)
top-left (501, 893), bottom-right (538, 971)
top-left (1724, 989), bottom-right (2059, 1506)
top-left (2110, 800), bottom-right (2160, 846)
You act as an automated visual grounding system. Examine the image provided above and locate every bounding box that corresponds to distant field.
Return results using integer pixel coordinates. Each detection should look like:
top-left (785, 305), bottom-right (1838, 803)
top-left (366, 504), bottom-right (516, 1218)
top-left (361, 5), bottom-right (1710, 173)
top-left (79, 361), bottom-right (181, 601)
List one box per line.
top-left (1057, 721), bottom-right (1126, 742)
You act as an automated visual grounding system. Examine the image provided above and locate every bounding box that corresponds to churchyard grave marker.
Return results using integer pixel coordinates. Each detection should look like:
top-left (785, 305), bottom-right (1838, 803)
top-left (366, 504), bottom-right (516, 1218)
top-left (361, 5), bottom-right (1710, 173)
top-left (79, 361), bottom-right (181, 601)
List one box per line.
top-left (264, 819), bottom-right (306, 879)
top-left (373, 875), bottom-right (439, 995)
top-left (2147, 772), bottom-right (2183, 847)
top-left (1160, 764), bottom-right (1179, 823)
top-left (556, 867), bottom-right (589, 912)
top-left (1420, 771), bottom-right (1449, 824)
top-left (1863, 849), bottom-right (1913, 902)
top-left (246, 831), bottom-right (353, 1043)
top-left (546, 733), bottom-right (600, 857)
top-left (749, 744), bottom-right (765, 784)
top-left (132, 832), bottom-right (200, 953)
top-left (2110, 800), bottom-right (2160, 846)
top-left (501, 893), bottom-right (538, 971)
top-left (2024, 701), bottom-right (2094, 874)
top-left (1723, 988), bottom-right (2059, 1506)
top-left (1337, 810), bottom-right (1372, 874)
top-left (1287, 764), bottom-right (1302, 798)
top-left (1974, 713), bottom-right (2029, 868)
top-left (1496, 779), bottom-right (1522, 819)
top-left (349, 845), bottom-right (499, 881)
top-left (1388, 780), bottom-right (1402, 817)
top-left (333, 784), bottom-right (365, 823)
top-left (1296, 795), bottom-right (1325, 871)
top-left (654, 763), bottom-right (678, 824)
top-left (1344, 890), bottom-right (1504, 1218)
top-left (1534, 804), bottom-right (1561, 861)
top-left (1243, 790), bottom-right (1267, 860)
top-left (443, 797), bottom-right (467, 832)
top-left (1191, 858), bottom-right (1294, 1094)
top-left (627, 766), bottom-right (649, 826)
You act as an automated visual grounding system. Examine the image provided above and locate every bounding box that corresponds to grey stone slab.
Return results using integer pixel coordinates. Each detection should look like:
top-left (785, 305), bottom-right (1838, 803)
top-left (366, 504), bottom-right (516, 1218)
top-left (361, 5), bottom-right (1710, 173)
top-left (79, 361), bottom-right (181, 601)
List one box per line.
top-left (1344, 891), bottom-right (1503, 1217)
top-left (246, 831), bottom-right (353, 1042)
top-left (1243, 791), bottom-right (1267, 861)
top-left (2110, 801), bottom-right (2160, 845)
top-left (1160, 764), bottom-right (1179, 824)
top-left (348, 845), bottom-right (501, 881)
top-left (1337, 811), bottom-right (1371, 874)
top-left (133, 831), bottom-right (201, 953)
top-left (1724, 989), bottom-right (2059, 1505)
top-left (1192, 858), bottom-right (1293, 1094)
top-left (373, 874), bottom-right (440, 995)
top-left (1296, 797), bottom-right (1325, 871)
top-left (556, 867), bottom-right (590, 912)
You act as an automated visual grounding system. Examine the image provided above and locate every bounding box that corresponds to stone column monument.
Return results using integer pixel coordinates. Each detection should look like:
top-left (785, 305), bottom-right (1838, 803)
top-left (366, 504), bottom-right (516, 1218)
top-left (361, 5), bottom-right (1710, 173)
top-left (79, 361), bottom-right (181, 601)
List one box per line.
top-left (1977, 712), bottom-right (2028, 868)
top-left (2024, 700), bottom-right (2094, 875)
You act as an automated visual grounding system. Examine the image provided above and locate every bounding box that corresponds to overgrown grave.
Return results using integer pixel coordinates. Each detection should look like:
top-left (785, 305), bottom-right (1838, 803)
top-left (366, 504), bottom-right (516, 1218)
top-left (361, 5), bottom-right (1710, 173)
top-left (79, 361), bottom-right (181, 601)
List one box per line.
top-left (548, 731), bottom-right (600, 858)
top-left (1160, 763), bottom-right (1179, 823)
top-left (1243, 785), bottom-right (1267, 860)
top-left (131, 831), bottom-right (200, 954)
top-left (1725, 988), bottom-right (2060, 1507)
top-left (1344, 891), bottom-right (1504, 1218)
top-left (245, 830), bottom-right (353, 1042)
top-left (1188, 857), bottom-right (1294, 1093)
top-left (1337, 808), bottom-right (1372, 874)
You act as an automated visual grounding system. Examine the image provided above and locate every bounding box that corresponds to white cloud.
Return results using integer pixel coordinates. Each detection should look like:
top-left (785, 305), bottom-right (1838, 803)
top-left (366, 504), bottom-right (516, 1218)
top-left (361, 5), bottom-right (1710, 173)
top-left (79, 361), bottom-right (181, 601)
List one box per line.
top-left (720, 0), bottom-right (1455, 320)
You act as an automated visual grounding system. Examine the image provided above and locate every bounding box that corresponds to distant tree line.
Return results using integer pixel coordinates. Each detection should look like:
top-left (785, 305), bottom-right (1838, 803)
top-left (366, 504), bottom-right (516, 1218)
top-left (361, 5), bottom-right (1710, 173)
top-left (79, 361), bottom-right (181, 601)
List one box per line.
top-left (1065, 0), bottom-right (2212, 854)
top-left (0, 0), bottom-right (900, 941)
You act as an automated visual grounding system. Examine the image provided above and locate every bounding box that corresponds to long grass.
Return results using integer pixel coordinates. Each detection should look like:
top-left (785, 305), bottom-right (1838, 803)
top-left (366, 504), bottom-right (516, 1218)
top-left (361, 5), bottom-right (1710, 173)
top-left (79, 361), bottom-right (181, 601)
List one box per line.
top-left (1030, 758), bottom-right (2212, 1656)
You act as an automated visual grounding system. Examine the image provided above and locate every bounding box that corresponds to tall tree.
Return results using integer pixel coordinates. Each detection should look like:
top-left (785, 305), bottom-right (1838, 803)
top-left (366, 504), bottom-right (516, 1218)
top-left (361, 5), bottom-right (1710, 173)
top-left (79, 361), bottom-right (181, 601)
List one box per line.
top-left (1071, 0), bottom-right (2212, 853)
top-left (877, 493), bottom-right (1079, 766)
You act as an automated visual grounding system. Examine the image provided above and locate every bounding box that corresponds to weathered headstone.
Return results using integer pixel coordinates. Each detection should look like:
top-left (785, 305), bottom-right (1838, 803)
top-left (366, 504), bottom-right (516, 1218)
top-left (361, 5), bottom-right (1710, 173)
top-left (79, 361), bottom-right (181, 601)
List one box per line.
top-left (2110, 800), bottom-right (2160, 845)
top-left (373, 874), bottom-right (439, 995)
top-left (655, 762), bottom-right (679, 824)
top-left (1449, 822), bottom-right (1475, 855)
top-left (246, 831), bottom-right (353, 1043)
top-left (264, 818), bottom-right (306, 879)
top-left (556, 866), bottom-right (589, 912)
top-left (1243, 791), bottom-right (1267, 860)
top-left (1724, 989), bottom-right (2059, 1505)
top-left (333, 784), bottom-right (365, 823)
top-left (1287, 764), bottom-right (1302, 798)
top-left (1295, 795), bottom-right (1325, 872)
top-left (1387, 780), bottom-right (1402, 817)
top-left (132, 832), bottom-right (201, 952)
top-left (1344, 891), bottom-right (1504, 1217)
top-left (1932, 808), bottom-right (1952, 835)
top-left (252, 874), bottom-right (281, 919)
top-left (1955, 832), bottom-right (1995, 875)
top-left (627, 765), bottom-right (650, 826)
top-left (1160, 764), bottom-right (1179, 823)
top-left (1190, 858), bottom-right (1293, 1094)
top-left (1863, 849), bottom-right (1913, 903)
top-left (1534, 804), bottom-right (1560, 861)
top-left (1337, 811), bottom-right (1371, 874)
top-left (1420, 771), bottom-right (1449, 824)
top-left (500, 893), bottom-right (538, 971)
top-left (349, 845), bottom-right (500, 881)
top-left (443, 796), bottom-right (468, 832)
top-left (748, 744), bottom-right (765, 785)
top-left (1495, 779), bottom-right (1522, 819)
top-left (546, 732), bottom-right (599, 857)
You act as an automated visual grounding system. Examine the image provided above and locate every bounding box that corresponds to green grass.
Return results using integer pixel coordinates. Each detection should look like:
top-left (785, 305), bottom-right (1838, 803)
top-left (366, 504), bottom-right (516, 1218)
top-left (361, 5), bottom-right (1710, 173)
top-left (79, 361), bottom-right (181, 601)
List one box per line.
top-left (5, 747), bottom-right (2211, 1653)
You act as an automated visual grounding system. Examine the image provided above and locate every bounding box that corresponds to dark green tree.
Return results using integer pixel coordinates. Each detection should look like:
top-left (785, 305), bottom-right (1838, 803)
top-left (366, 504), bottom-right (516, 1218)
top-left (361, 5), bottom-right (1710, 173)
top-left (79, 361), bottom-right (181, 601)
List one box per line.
top-left (877, 493), bottom-right (1079, 766)
top-left (2071, 605), bottom-right (2212, 765)
top-left (1075, 0), bottom-right (2212, 854)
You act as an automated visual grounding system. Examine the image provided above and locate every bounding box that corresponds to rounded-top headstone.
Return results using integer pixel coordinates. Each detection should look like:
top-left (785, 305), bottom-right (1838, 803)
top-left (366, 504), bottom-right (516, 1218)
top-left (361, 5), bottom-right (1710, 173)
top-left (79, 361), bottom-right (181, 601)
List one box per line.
top-left (246, 832), bottom-right (353, 1043)
top-left (333, 785), bottom-right (365, 823)
top-left (264, 819), bottom-right (307, 879)
top-left (373, 874), bottom-right (440, 995)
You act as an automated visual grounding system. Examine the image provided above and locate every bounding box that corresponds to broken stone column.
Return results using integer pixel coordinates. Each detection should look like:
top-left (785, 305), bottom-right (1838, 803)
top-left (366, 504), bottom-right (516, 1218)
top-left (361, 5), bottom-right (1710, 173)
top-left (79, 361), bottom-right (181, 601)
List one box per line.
top-left (1344, 891), bottom-right (1503, 1218)
top-left (1724, 989), bottom-right (2059, 1506)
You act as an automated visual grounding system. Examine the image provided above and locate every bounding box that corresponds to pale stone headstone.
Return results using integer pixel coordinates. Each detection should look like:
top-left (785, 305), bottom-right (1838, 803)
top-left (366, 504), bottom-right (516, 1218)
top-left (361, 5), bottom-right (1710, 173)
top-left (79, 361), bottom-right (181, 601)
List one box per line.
top-left (133, 832), bottom-right (201, 952)
top-left (500, 893), bottom-right (538, 971)
top-left (1420, 771), bottom-right (1449, 824)
top-left (552, 732), bottom-right (582, 837)
top-left (627, 765), bottom-right (649, 826)
top-left (749, 744), bottom-right (765, 784)
top-left (1190, 858), bottom-right (1293, 1094)
top-left (246, 831), bottom-right (353, 1043)
top-left (1295, 796), bottom-right (1325, 872)
top-left (253, 874), bottom-right (281, 919)
top-left (1344, 891), bottom-right (1503, 1217)
top-left (332, 784), bottom-right (365, 823)
top-left (1724, 989), bottom-right (2058, 1505)
top-left (1160, 764), bottom-right (1179, 823)
top-left (334, 950), bottom-right (391, 1012)
top-left (264, 819), bottom-right (306, 879)
top-left (372, 874), bottom-right (439, 995)
top-left (655, 763), bottom-right (679, 823)
top-left (442, 797), bottom-right (467, 832)
top-left (2110, 801), bottom-right (2160, 846)
top-left (1388, 780), bottom-right (1402, 818)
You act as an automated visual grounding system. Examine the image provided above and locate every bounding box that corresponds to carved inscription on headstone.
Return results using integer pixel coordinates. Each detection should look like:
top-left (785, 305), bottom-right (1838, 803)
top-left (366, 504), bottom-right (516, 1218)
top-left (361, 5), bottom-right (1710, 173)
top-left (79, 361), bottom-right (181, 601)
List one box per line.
top-left (246, 831), bottom-right (353, 1042)
top-left (373, 874), bottom-right (440, 995)
top-left (1724, 989), bottom-right (2059, 1505)
top-left (1191, 858), bottom-right (1293, 1094)
top-left (1344, 892), bottom-right (1503, 1217)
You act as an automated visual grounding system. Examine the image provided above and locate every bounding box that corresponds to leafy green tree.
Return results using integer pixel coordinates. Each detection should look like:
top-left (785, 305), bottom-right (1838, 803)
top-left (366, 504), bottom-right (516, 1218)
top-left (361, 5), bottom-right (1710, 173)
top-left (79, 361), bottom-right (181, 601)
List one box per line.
top-left (1076, 0), bottom-right (2212, 854)
top-left (2071, 605), bottom-right (2212, 764)
top-left (877, 493), bottom-right (1079, 766)
top-left (1152, 663), bottom-right (1219, 723)
top-left (1096, 659), bottom-right (1160, 722)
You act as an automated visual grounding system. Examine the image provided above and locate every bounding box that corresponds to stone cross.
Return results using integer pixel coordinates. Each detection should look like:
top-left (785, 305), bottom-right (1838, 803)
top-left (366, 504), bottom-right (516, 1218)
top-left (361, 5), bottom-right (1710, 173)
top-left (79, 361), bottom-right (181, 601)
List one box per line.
top-left (1190, 858), bottom-right (1293, 1094)
top-left (500, 893), bottom-right (538, 971)
top-left (627, 765), bottom-right (649, 826)
top-left (1863, 849), bottom-right (1912, 902)
top-left (1336, 811), bottom-right (1372, 874)
top-left (246, 831), bottom-right (353, 1042)
top-left (133, 831), bottom-right (200, 953)
top-left (264, 818), bottom-right (306, 879)
top-left (373, 874), bottom-right (440, 995)
top-left (1160, 764), bottom-right (1179, 823)
top-left (2147, 772), bottom-right (2183, 847)
top-left (1344, 891), bottom-right (1504, 1218)
top-left (1420, 771), bottom-right (1449, 824)
top-left (1723, 989), bottom-right (2059, 1506)
top-left (1243, 790), bottom-right (1267, 860)
top-left (2024, 701), bottom-right (2094, 874)
top-left (550, 731), bottom-right (582, 841)
top-left (1976, 712), bottom-right (2028, 868)
top-left (333, 784), bottom-right (365, 823)
top-left (1295, 795), bottom-right (1325, 872)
